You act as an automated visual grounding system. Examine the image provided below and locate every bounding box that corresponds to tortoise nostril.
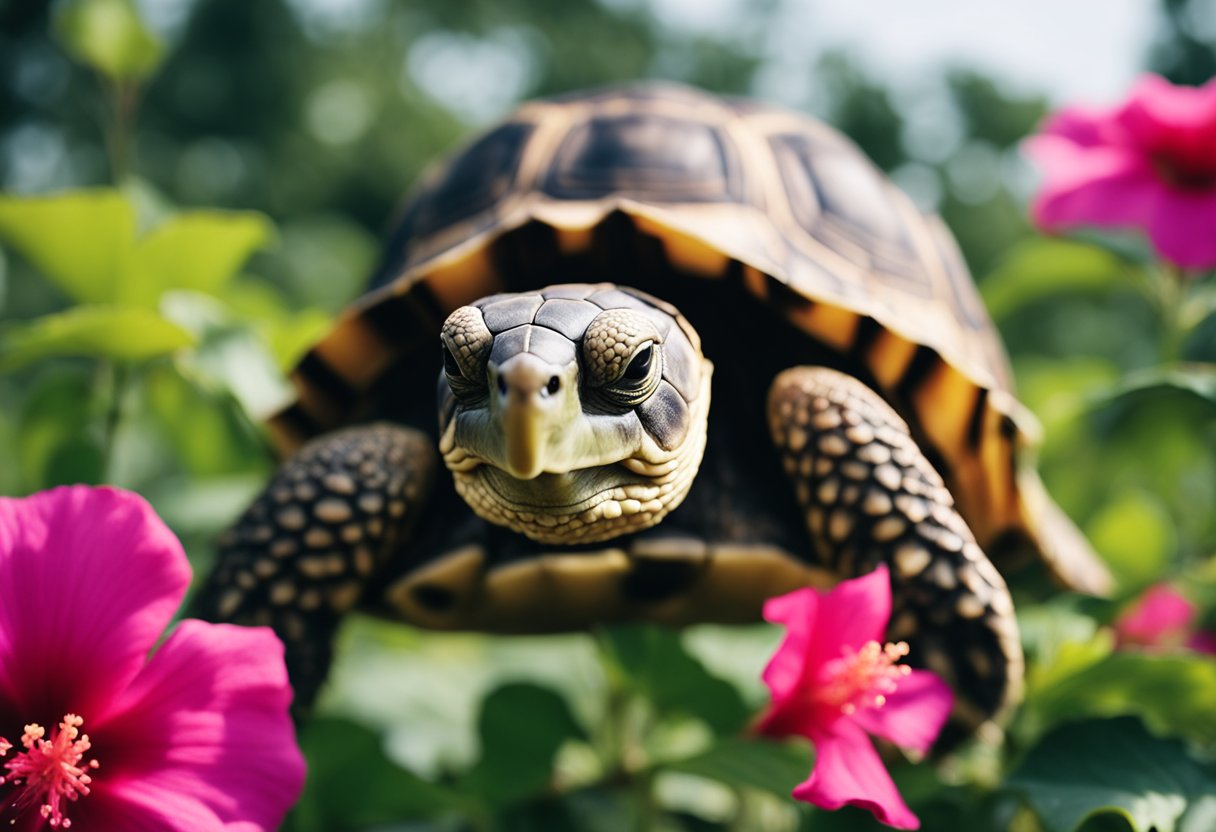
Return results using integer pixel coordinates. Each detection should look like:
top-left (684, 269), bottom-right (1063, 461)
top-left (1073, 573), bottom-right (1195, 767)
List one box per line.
top-left (547, 376), bottom-right (561, 395)
top-left (497, 375), bottom-right (508, 396)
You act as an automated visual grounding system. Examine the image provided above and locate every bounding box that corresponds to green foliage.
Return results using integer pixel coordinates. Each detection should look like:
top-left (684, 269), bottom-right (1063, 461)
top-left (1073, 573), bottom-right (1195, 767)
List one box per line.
top-left (1023, 650), bottom-right (1216, 745)
top-left (462, 683), bottom-right (585, 807)
top-left (981, 238), bottom-right (1133, 323)
top-left (289, 716), bottom-right (462, 830)
top-left (0, 305), bottom-right (194, 370)
top-left (54, 0), bottom-right (164, 82)
top-left (3, 0), bottom-right (1215, 830)
top-left (1086, 490), bottom-right (1175, 593)
top-left (1008, 717), bottom-right (1216, 832)
top-left (599, 625), bottom-right (750, 735)
top-left (662, 737), bottom-right (812, 799)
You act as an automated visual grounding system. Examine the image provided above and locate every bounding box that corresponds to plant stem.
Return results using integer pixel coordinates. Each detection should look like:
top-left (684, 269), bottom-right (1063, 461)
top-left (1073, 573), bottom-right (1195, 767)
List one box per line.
top-left (104, 78), bottom-right (140, 183)
top-left (1157, 263), bottom-right (1189, 363)
top-left (103, 361), bottom-right (128, 483)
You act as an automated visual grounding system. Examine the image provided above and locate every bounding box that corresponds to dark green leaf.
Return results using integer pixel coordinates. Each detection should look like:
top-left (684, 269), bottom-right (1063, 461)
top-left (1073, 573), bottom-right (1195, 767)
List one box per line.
top-left (16, 370), bottom-right (105, 490)
top-left (1094, 365), bottom-right (1216, 414)
top-left (288, 716), bottom-right (460, 831)
top-left (981, 238), bottom-right (1132, 322)
top-left (662, 736), bottom-right (811, 799)
top-left (0, 306), bottom-right (194, 370)
top-left (462, 682), bottom-right (585, 808)
top-left (0, 190), bottom-right (134, 304)
top-left (1007, 717), bottom-right (1216, 832)
top-left (55, 0), bottom-right (164, 82)
top-left (599, 625), bottom-right (750, 735)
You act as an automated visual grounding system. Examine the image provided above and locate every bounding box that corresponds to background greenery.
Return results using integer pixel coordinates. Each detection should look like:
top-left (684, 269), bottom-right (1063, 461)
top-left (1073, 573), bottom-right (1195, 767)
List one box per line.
top-left (0, 0), bottom-right (1214, 830)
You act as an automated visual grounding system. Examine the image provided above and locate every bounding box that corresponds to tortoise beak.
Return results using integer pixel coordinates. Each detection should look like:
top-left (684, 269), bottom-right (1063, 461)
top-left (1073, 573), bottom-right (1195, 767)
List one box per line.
top-left (498, 355), bottom-right (562, 480)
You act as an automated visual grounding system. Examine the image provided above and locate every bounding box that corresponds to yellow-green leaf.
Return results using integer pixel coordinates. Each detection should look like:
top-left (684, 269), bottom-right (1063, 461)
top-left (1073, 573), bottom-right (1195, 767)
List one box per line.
top-left (0, 306), bottom-right (194, 370)
top-left (55, 0), bottom-right (164, 82)
top-left (127, 212), bottom-right (275, 304)
top-left (0, 190), bottom-right (134, 304)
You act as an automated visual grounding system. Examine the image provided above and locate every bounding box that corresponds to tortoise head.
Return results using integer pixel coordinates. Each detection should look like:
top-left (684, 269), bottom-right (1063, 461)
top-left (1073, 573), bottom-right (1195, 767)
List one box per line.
top-left (437, 284), bottom-right (712, 544)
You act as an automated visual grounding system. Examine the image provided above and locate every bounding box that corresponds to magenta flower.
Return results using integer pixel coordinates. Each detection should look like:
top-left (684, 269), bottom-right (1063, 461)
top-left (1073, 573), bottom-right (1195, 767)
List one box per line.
top-left (0, 486), bottom-right (305, 830)
top-left (1024, 74), bottom-right (1216, 269)
top-left (756, 565), bottom-right (952, 830)
top-left (1114, 583), bottom-right (1216, 656)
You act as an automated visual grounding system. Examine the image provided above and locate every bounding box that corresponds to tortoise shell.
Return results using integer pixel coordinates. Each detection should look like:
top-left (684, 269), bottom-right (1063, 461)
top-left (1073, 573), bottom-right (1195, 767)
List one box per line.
top-left (269, 83), bottom-right (1089, 612)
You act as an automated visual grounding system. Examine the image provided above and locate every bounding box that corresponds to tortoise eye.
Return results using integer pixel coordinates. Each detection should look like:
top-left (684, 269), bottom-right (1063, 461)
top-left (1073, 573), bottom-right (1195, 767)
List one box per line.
top-left (622, 344), bottom-right (653, 381)
top-left (441, 305), bottom-right (493, 401)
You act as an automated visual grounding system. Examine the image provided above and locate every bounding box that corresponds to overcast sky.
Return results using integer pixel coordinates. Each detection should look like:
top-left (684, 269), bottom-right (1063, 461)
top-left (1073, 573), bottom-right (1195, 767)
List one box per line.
top-left (652, 0), bottom-right (1159, 106)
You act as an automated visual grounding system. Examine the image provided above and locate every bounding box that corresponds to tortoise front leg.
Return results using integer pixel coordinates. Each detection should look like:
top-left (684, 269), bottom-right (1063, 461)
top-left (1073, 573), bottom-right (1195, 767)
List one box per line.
top-left (191, 423), bottom-right (436, 713)
top-left (767, 367), bottom-right (1023, 736)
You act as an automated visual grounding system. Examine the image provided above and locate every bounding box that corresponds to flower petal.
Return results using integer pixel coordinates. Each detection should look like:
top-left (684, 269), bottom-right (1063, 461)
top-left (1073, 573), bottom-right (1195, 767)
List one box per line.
top-left (91, 620), bottom-right (305, 832)
top-left (792, 720), bottom-right (920, 830)
top-left (851, 669), bottom-right (953, 756)
top-left (758, 567), bottom-right (894, 741)
top-left (1145, 189), bottom-right (1216, 269)
top-left (1114, 583), bottom-right (1198, 649)
top-left (0, 486), bottom-right (190, 722)
top-left (1026, 140), bottom-right (1160, 230)
top-left (760, 587), bottom-right (819, 702)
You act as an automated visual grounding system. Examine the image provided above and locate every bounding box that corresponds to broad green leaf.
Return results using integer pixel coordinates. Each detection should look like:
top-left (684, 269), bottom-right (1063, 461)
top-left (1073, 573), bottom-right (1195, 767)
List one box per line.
top-left (127, 212), bottom-right (274, 304)
top-left (288, 716), bottom-right (460, 831)
top-left (981, 238), bottom-right (1131, 322)
top-left (142, 364), bottom-right (271, 477)
top-left (599, 625), bottom-right (750, 735)
top-left (220, 279), bottom-right (331, 370)
top-left (161, 291), bottom-right (293, 420)
top-left (1094, 365), bottom-right (1216, 414)
top-left (662, 736), bottom-right (811, 799)
top-left (1086, 490), bottom-right (1175, 592)
top-left (462, 682), bottom-right (585, 807)
top-left (1007, 717), bottom-right (1216, 832)
top-left (0, 190), bottom-right (134, 304)
top-left (0, 306), bottom-right (194, 370)
top-left (55, 0), bottom-right (164, 82)
top-left (1025, 651), bottom-right (1216, 744)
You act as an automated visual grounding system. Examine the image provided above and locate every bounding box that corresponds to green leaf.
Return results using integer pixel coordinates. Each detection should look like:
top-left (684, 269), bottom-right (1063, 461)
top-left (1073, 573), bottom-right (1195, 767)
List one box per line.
top-left (54, 0), bottom-right (164, 82)
top-left (662, 736), bottom-right (811, 799)
top-left (1094, 365), bottom-right (1216, 414)
top-left (0, 190), bottom-right (134, 304)
top-left (1007, 717), bottom-right (1216, 832)
top-left (1086, 490), bottom-right (1176, 592)
top-left (599, 625), bottom-right (750, 735)
top-left (462, 682), bottom-right (585, 808)
top-left (0, 306), bottom-right (194, 370)
top-left (981, 238), bottom-right (1132, 322)
top-left (289, 716), bottom-right (460, 831)
top-left (16, 370), bottom-right (105, 490)
top-left (1025, 651), bottom-right (1216, 744)
top-left (127, 211), bottom-right (275, 304)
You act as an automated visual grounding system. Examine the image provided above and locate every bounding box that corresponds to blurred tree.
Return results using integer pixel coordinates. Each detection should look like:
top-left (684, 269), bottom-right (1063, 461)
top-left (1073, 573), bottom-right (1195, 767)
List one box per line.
top-left (1149, 0), bottom-right (1216, 84)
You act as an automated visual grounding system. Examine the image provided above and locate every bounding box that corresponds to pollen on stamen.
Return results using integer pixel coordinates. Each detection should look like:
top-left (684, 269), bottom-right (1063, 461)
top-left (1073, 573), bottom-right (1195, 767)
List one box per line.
top-left (0, 713), bottom-right (100, 829)
top-left (818, 640), bottom-right (914, 717)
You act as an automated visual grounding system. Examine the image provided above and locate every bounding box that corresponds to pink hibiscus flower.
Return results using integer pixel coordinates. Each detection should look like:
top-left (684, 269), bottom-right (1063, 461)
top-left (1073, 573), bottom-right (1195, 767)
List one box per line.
top-left (756, 565), bottom-right (952, 830)
top-left (0, 486), bottom-right (305, 830)
top-left (1113, 583), bottom-right (1216, 655)
top-left (1024, 74), bottom-right (1216, 270)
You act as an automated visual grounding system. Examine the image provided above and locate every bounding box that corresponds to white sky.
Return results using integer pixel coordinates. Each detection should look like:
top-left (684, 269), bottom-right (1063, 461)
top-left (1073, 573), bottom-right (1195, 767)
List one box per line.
top-left (652, 0), bottom-right (1159, 106)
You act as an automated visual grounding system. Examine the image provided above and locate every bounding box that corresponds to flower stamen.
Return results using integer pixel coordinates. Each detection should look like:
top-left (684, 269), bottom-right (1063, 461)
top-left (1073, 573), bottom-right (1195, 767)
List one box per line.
top-left (817, 640), bottom-right (913, 716)
top-left (0, 713), bottom-right (99, 828)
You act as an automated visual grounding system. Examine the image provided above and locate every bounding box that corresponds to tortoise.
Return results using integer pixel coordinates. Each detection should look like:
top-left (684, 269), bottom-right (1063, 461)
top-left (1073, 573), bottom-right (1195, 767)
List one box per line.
top-left (195, 82), bottom-right (1111, 736)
